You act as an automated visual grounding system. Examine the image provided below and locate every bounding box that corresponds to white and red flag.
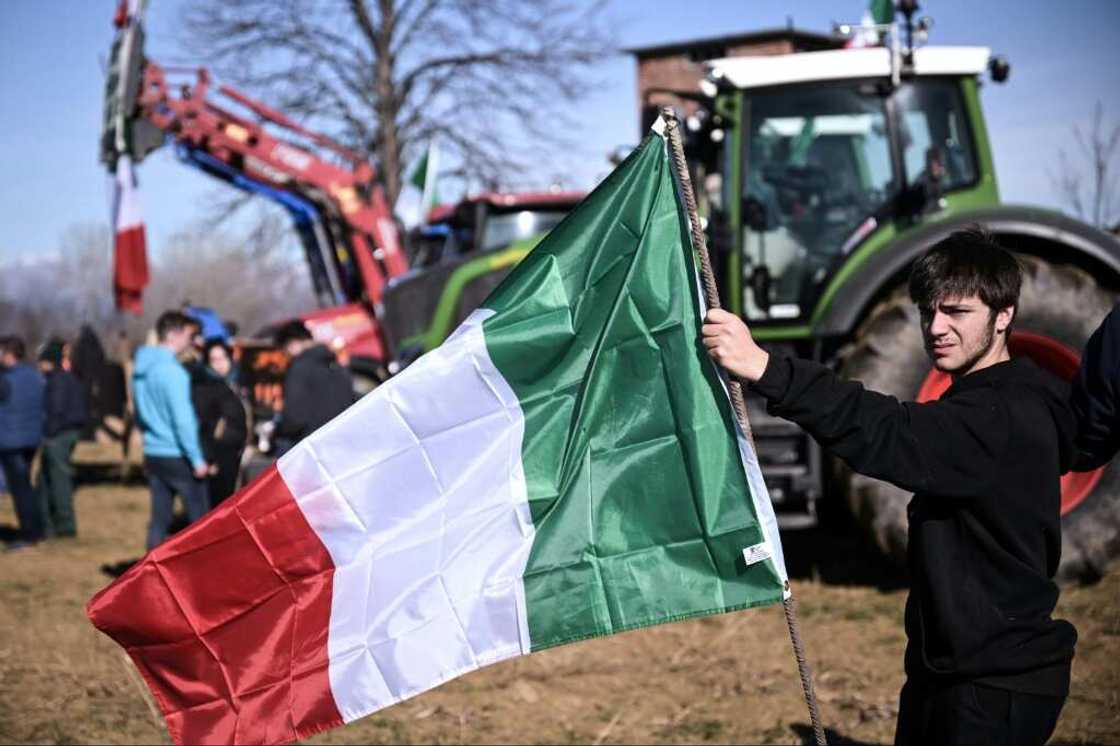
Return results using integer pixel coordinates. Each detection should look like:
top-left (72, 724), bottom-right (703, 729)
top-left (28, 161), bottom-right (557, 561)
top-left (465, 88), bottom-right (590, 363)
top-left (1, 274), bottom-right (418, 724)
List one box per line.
top-left (110, 155), bottom-right (149, 314)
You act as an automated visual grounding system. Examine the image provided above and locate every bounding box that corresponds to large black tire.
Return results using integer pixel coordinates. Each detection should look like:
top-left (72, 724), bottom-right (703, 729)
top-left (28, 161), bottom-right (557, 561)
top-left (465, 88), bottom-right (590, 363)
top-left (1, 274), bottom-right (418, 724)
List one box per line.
top-left (837, 256), bottom-right (1119, 583)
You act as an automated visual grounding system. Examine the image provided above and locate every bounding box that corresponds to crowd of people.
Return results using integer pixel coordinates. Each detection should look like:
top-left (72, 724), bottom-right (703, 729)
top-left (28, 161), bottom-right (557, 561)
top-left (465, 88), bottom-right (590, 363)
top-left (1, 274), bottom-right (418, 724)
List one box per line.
top-left (0, 309), bottom-right (355, 552)
top-left (0, 336), bottom-right (89, 547)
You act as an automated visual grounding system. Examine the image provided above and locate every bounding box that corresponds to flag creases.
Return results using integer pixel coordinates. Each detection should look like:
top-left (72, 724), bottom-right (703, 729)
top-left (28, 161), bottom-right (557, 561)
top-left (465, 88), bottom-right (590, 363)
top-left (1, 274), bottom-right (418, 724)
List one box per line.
top-left (87, 130), bottom-right (787, 746)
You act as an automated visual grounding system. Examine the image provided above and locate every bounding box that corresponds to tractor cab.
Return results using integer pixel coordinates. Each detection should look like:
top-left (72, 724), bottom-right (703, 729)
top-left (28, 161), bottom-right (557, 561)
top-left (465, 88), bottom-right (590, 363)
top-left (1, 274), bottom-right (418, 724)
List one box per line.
top-left (382, 191), bottom-right (584, 368)
top-left (647, 13), bottom-right (1120, 578)
top-left (700, 44), bottom-right (1003, 326)
top-left (408, 192), bottom-right (582, 269)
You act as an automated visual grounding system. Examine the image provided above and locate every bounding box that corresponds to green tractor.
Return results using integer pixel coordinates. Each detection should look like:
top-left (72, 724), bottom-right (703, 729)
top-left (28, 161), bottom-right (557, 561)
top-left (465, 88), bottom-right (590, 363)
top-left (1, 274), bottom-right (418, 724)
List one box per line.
top-left (381, 191), bottom-right (585, 371)
top-left (678, 10), bottom-right (1120, 581)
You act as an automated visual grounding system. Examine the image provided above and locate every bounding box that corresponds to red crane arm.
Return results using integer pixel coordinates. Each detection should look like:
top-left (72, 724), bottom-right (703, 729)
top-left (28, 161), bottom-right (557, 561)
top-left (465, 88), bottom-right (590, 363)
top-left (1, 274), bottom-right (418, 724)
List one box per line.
top-left (136, 62), bottom-right (409, 302)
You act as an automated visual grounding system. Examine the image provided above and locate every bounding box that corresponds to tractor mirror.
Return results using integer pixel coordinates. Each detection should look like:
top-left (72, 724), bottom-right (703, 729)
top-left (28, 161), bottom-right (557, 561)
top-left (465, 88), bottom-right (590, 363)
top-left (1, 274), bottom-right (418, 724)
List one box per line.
top-left (742, 197), bottom-right (770, 232)
top-left (749, 265), bottom-right (772, 315)
top-left (989, 55), bottom-right (1011, 83)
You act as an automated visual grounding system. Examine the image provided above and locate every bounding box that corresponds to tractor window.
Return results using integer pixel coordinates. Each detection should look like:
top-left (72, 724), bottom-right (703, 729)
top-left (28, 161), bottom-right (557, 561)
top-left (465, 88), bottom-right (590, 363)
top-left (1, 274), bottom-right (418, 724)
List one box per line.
top-left (742, 84), bottom-right (894, 319)
top-left (480, 210), bottom-right (568, 253)
top-left (895, 80), bottom-right (977, 193)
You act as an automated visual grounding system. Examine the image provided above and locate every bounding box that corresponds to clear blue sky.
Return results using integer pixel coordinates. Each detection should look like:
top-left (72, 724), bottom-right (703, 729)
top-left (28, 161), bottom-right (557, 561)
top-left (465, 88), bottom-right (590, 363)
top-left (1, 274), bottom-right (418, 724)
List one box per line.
top-left (1, 0), bottom-right (1118, 263)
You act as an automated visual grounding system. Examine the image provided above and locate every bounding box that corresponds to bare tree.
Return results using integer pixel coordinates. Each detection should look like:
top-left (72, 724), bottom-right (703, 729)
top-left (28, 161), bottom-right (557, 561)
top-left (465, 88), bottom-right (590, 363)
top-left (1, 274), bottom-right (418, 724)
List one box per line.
top-left (135, 209), bottom-right (318, 340)
top-left (1051, 101), bottom-right (1120, 230)
top-left (0, 215), bottom-right (316, 355)
top-left (180, 0), bottom-right (614, 206)
top-left (0, 223), bottom-right (118, 354)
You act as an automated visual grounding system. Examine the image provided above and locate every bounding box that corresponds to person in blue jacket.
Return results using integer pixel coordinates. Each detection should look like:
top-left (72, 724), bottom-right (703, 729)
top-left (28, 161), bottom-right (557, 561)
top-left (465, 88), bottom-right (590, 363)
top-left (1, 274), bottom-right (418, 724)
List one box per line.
top-left (133, 311), bottom-right (211, 550)
top-left (0, 335), bottom-right (46, 547)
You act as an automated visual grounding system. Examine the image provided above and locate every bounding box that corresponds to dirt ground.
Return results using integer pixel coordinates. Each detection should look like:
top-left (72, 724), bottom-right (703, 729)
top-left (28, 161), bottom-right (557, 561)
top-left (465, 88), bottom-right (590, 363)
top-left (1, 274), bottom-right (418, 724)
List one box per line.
top-left (0, 444), bottom-right (1117, 745)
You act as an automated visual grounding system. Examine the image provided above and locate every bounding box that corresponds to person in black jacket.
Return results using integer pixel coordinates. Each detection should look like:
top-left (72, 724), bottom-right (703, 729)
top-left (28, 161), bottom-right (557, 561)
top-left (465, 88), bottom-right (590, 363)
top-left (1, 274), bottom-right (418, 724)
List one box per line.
top-left (1070, 302), bottom-right (1120, 470)
top-left (703, 228), bottom-right (1076, 746)
top-left (36, 339), bottom-right (89, 538)
top-left (272, 321), bottom-right (354, 455)
top-left (190, 340), bottom-right (248, 508)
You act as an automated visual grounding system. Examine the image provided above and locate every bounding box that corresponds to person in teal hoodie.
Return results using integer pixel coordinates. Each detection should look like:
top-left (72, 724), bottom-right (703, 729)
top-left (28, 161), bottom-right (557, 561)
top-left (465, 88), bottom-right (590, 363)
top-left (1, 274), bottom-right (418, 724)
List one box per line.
top-left (133, 311), bottom-right (210, 549)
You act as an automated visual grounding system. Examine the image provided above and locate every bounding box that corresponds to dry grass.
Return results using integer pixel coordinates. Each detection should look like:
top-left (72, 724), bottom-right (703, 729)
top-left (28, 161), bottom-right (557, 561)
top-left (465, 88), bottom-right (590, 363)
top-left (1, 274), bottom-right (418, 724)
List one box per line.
top-left (0, 443), bottom-right (1117, 745)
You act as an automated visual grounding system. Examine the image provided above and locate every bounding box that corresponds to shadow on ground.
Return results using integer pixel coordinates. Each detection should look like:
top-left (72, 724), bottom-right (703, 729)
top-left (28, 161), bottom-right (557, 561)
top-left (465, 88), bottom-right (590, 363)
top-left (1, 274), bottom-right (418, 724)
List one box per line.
top-left (99, 558), bottom-right (141, 578)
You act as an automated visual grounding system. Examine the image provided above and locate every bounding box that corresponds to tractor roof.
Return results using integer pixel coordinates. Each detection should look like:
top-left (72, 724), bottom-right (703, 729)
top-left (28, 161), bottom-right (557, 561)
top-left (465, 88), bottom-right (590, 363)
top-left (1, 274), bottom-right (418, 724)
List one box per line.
top-left (708, 46), bottom-right (991, 90)
top-left (465, 191), bottom-right (586, 208)
top-left (424, 191), bottom-right (586, 224)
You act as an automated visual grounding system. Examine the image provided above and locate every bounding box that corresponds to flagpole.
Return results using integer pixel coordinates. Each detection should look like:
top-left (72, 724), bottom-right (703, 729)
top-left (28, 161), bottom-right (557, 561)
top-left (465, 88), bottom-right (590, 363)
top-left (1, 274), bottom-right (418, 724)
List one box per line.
top-left (661, 108), bottom-right (828, 746)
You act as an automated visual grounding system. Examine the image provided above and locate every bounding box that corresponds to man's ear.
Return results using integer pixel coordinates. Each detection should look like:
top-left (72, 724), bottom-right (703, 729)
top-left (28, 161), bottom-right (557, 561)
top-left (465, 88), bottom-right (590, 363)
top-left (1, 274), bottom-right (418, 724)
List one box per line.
top-left (995, 305), bottom-right (1015, 335)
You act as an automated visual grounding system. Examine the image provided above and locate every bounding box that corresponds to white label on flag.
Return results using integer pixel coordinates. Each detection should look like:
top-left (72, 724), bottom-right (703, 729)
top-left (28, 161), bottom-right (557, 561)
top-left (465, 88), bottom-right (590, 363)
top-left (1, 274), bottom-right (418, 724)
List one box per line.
top-left (742, 543), bottom-right (772, 567)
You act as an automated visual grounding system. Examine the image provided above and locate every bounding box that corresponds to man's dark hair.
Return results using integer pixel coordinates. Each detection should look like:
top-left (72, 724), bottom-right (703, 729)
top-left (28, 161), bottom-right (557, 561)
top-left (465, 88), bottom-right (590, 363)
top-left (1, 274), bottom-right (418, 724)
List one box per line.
top-left (0, 335), bottom-right (26, 360)
top-left (909, 226), bottom-right (1022, 321)
top-left (155, 310), bottom-right (196, 341)
top-left (274, 320), bottom-right (313, 349)
top-left (38, 337), bottom-right (66, 366)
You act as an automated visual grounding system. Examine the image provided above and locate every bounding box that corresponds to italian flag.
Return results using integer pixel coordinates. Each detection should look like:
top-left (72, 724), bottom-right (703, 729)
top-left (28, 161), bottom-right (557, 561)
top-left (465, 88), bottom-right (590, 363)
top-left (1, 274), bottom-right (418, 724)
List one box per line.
top-left (111, 154), bottom-right (149, 315)
top-left (107, 0), bottom-right (150, 315)
top-left (87, 121), bottom-right (788, 745)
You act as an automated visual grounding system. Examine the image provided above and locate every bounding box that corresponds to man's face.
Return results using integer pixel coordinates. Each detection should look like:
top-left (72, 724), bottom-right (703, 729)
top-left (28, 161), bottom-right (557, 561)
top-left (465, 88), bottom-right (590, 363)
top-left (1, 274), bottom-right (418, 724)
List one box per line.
top-left (919, 294), bottom-right (1013, 375)
top-left (164, 327), bottom-right (193, 355)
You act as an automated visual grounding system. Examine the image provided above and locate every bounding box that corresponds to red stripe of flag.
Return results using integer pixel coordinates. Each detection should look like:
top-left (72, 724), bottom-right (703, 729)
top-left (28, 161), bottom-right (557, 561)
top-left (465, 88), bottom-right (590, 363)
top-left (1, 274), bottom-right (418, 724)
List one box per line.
top-left (113, 224), bottom-right (148, 314)
top-left (87, 466), bottom-right (343, 745)
top-left (111, 156), bottom-right (150, 315)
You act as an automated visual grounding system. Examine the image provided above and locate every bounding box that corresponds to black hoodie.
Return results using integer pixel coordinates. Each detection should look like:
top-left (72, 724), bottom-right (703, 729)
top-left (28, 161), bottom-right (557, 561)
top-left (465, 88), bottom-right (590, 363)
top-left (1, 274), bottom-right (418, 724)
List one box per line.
top-left (754, 356), bottom-right (1077, 695)
top-left (1071, 302), bottom-right (1120, 470)
top-left (275, 345), bottom-right (355, 444)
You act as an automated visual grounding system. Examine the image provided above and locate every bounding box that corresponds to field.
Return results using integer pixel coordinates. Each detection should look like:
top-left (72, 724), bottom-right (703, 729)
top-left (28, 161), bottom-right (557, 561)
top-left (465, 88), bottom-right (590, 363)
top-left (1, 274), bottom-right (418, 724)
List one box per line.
top-left (1, 444), bottom-right (1117, 745)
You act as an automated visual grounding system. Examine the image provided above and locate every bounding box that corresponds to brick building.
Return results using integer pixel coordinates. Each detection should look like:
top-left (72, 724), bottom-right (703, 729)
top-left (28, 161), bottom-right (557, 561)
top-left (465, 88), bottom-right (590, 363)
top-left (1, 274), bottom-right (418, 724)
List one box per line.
top-left (628, 28), bottom-right (841, 132)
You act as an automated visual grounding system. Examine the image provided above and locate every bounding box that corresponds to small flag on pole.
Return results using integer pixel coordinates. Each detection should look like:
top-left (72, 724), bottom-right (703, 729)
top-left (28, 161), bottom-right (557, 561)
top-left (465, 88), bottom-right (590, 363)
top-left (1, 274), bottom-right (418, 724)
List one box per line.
top-left (847, 0), bottom-right (894, 48)
top-left (395, 141), bottom-right (440, 228)
top-left (104, 0), bottom-right (151, 314)
top-left (87, 118), bottom-right (788, 745)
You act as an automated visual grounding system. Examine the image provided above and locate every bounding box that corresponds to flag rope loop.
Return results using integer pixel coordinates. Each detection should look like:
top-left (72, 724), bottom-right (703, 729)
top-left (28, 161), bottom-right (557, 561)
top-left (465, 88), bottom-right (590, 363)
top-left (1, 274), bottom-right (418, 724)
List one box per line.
top-left (661, 107), bottom-right (828, 746)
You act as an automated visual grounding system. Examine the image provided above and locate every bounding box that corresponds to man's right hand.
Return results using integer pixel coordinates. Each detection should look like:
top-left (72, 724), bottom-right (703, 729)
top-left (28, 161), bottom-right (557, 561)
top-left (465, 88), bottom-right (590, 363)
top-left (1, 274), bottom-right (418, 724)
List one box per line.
top-left (193, 463), bottom-right (210, 480)
top-left (702, 308), bottom-right (770, 382)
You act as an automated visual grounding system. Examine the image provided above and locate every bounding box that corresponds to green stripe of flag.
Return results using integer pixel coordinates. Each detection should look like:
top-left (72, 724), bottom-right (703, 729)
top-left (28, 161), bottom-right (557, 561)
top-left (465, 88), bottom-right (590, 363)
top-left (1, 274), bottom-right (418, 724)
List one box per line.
top-left (870, 0), bottom-right (893, 25)
top-left (481, 130), bottom-right (786, 650)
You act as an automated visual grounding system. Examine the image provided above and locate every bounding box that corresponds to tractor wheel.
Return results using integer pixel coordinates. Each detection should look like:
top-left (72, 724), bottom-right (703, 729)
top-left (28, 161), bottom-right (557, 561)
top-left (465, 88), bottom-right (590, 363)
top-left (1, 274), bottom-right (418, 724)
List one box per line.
top-left (837, 256), bottom-right (1118, 583)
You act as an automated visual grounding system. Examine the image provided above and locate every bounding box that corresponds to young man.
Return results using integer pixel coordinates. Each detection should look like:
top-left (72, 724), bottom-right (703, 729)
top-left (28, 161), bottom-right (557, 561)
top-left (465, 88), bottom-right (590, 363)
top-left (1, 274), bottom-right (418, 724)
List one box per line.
top-left (36, 339), bottom-right (89, 538)
top-left (0, 336), bottom-right (46, 547)
top-left (270, 320), bottom-right (354, 454)
top-left (703, 228), bottom-right (1077, 746)
top-left (133, 311), bottom-right (210, 550)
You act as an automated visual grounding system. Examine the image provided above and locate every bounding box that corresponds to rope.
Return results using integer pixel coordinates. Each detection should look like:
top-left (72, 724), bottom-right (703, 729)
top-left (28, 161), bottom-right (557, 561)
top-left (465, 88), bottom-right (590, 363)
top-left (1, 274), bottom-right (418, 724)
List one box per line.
top-left (661, 107), bottom-right (827, 746)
